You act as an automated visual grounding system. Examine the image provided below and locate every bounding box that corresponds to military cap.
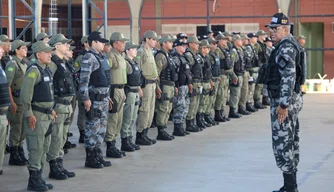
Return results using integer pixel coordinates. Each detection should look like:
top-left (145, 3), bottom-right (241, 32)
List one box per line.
top-left (69, 46), bottom-right (76, 51)
top-left (125, 41), bottom-right (139, 50)
top-left (159, 35), bottom-right (174, 44)
top-left (187, 36), bottom-right (201, 44)
top-left (265, 12), bottom-right (290, 27)
top-left (11, 40), bottom-right (31, 51)
top-left (256, 30), bottom-right (268, 36)
top-left (240, 34), bottom-right (250, 40)
top-left (222, 31), bottom-right (233, 37)
top-left (208, 38), bottom-right (218, 44)
top-left (173, 39), bottom-right (187, 47)
top-left (199, 40), bottom-right (211, 48)
top-left (31, 41), bottom-right (55, 53)
top-left (232, 32), bottom-right (241, 35)
top-left (88, 31), bottom-right (109, 43)
top-left (80, 36), bottom-right (88, 44)
top-left (264, 37), bottom-right (273, 42)
top-left (49, 34), bottom-right (73, 46)
top-left (215, 34), bottom-right (229, 41)
top-left (177, 33), bottom-right (188, 39)
top-left (0, 40), bottom-right (6, 46)
top-left (0, 35), bottom-right (13, 42)
top-left (232, 35), bottom-right (242, 42)
top-left (35, 32), bottom-right (52, 41)
top-left (143, 30), bottom-right (159, 40)
top-left (110, 32), bottom-right (129, 42)
top-left (296, 35), bottom-right (306, 40)
top-left (247, 33), bottom-right (258, 38)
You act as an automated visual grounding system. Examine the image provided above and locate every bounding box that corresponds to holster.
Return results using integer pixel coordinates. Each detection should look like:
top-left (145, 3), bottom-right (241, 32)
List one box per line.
top-left (209, 86), bottom-right (216, 96)
top-left (109, 87), bottom-right (118, 114)
top-left (45, 123), bottom-right (53, 137)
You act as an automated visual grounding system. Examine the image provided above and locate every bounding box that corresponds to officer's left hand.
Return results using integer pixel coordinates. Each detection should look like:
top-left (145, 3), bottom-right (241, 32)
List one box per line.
top-left (52, 110), bottom-right (58, 123)
top-left (109, 98), bottom-right (113, 111)
top-left (276, 105), bottom-right (288, 124)
top-left (210, 81), bottom-right (214, 90)
top-left (156, 88), bottom-right (162, 99)
top-left (139, 88), bottom-right (143, 97)
top-left (174, 88), bottom-right (178, 96)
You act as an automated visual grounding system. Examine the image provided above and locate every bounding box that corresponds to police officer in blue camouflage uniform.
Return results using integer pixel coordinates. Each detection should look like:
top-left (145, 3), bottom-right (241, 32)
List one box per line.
top-left (79, 31), bottom-right (112, 169)
top-left (264, 13), bottom-right (305, 192)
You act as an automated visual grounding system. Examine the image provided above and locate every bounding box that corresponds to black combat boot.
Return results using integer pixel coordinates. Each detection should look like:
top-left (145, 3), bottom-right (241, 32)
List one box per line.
top-left (78, 130), bottom-right (85, 144)
top-left (106, 141), bottom-right (123, 158)
top-left (67, 132), bottom-right (73, 137)
top-left (192, 118), bottom-right (202, 131)
top-left (94, 147), bottom-right (111, 167)
top-left (228, 107), bottom-right (242, 118)
top-left (209, 114), bottom-right (219, 125)
top-left (128, 136), bottom-right (140, 150)
top-left (144, 128), bottom-right (156, 144)
top-left (220, 109), bottom-right (230, 121)
top-left (254, 100), bottom-right (266, 109)
top-left (238, 105), bottom-right (251, 115)
top-left (173, 123), bottom-right (186, 136)
top-left (85, 148), bottom-right (104, 168)
top-left (64, 140), bottom-right (76, 150)
top-left (27, 170), bottom-right (49, 192)
top-left (56, 158), bottom-right (75, 178)
top-left (201, 113), bottom-right (211, 127)
top-left (214, 110), bottom-right (226, 122)
top-left (196, 114), bottom-right (206, 129)
top-left (246, 102), bottom-right (258, 112)
top-left (186, 119), bottom-right (200, 132)
top-left (204, 114), bottom-right (216, 126)
top-left (262, 96), bottom-right (270, 106)
top-left (135, 131), bottom-right (152, 145)
top-left (157, 126), bottom-right (175, 140)
top-left (121, 137), bottom-right (135, 152)
top-left (18, 146), bottom-right (28, 162)
top-left (273, 172), bottom-right (298, 192)
top-left (9, 146), bottom-right (26, 166)
top-left (38, 169), bottom-right (53, 190)
top-left (48, 160), bottom-right (68, 180)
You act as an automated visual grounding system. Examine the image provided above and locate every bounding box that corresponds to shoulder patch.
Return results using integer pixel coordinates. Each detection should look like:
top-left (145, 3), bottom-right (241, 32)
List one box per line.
top-left (28, 72), bottom-right (36, 78)
top-left (7, 67), bottom-right (14, 72)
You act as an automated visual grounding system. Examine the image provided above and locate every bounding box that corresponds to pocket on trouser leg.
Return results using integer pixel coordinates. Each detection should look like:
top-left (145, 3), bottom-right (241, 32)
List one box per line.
top-left (26, 135), bottom-right (43, 170)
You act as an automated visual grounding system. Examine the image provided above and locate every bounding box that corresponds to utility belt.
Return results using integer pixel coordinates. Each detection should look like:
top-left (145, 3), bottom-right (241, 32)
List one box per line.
top-left (110, 84), bottom-right (125, 89)
top-left (146, 79), bottom-right (156, 84)
top-left (202, 79), bottom-right (211, 83)
top-left (192, 79), bottom-right (202, 83)
top-left (89, 92), bottom-right (108, 101)
top-left (160, 80), bottom-right (175, 87)
top-left (12, 90), bottom-right (21, 97)
top-left (235, 72), bottom-right (245, 76)
top-left (31, 105), bottom-right (53, 114)
top-left (55, 98), bottom-right (72, 105)
top-left (125, 86), bottom-right (139, 93)
top-left (0, 109), bottom-right (7, 115)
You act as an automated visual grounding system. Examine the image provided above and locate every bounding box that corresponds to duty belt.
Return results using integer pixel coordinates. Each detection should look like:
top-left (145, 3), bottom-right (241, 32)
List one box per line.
top-left (193, 79), bottom-right (201, 83)
top-left (146, 79), bottom-right (156, 84)
top-left (160, 80), bottom-right (175, 87)
top-left (125, 86), bottom-right (139, 93)
top-left (111, 84), bottom-right (125, 89)
top-left (0, 109), bottom-right (7, 115)
top-left (202, 80), bottom-right (211, 83)
top-left (55, 98), bottom-right (72, 105)
top-left (235, 72), bottom-right (244, 76)
top-left (89, 93), bottom-right (108, 101)
top-left (31, 105), bottom-right (53, 114)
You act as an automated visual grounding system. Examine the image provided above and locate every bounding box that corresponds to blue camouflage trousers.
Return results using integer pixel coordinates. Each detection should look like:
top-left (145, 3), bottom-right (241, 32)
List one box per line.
top-left (270, 92), bottom-right (303, 174)
top-left (84, 97), bottom-right (109, 149)
top-left (172, 85), bottom-right (190, 125)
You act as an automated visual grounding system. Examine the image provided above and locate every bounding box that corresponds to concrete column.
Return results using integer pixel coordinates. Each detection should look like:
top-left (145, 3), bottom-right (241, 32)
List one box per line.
top-left (276, 0), bottom-right (291, 15)
top-left (155, 0), bottom-right (162, 35)
top-left (82, 0), bottom-right (87, 36)
top-left (127, 0), bottom-right (144, 44)
top-left (35, 0), bottom-right (43, 36)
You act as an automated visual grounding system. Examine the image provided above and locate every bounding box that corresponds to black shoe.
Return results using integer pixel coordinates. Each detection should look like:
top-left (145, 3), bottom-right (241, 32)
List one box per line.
top-left (201, 113), bottom-right (212, 127)
top-left (9, 146), bottom-right (26, 166)
top-left (157, 127), bottom-right (175, 140)
top-left (205, 114), bottom-right (217, 125)
top-left (273, 172), bottom-right (299, 192)
top-left (128, 136), bottom-right (140, 150)
top-left (121, 137), bottom-right (136, 152)
top-left (196, 114), bottom-right (206, 129)
top-left (64, 148), bottom-right (69, 154)
top-left (94, 147), bottom-right (111, 167)
top-left (18, 146), bottom-right (28, 162)
top-left (254, 100), bottom-right (266, 109)
top-left (186, 119), bottom-right (200, 132)
top-left (135, 131), bottom-right (152, 146)
top-left (64, 141), bottom-right (77, 149)
top-left (238, 106), bottom-right (251, 115)
top-left (214, 110), bottom-right (226, 122)
top-left (67, 132), bottom-right (73, 137)
top-left (48, 160), bottom-right (68, 180)
top-left (220, 110), bottom-right (230, 121)
top-left (56, 158), bottom-right (75, 178)
top-left (27, 170), bottom-right (49, 192)
top-left (85, 148), bottom-right (104, 169)
top-left (192, 118), bottom-right (202, 131)
top-left (173, 123), bottom-right (186, 136)
top-left (246, 103), bottom-right (258, 112)
top-left (5, 144), bottom-right (10, 154)
top-left (106, 141), bottom-right (123, 158)
top-left (144, 128), bottom-right (156, 144)
top-left (79, 130), bottom-right (85, 144)
top-left (262, 96), bottom-right (270, 106)
top-left (228, 107), bottom-right (242, 118)
top-left (38, 169), bottom-right (53, 190)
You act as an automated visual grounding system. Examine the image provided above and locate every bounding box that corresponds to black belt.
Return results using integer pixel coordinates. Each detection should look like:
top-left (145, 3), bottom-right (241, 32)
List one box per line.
top-left (146, 79), bottom-right (156, 84)
top-left (55, 98), bottom-right (72, 105)
top-left (160, 80), bottom-right (175, 87)
top-left (202, 80), bottom-right (211, 83)
top-left (31, 105), bottom-right (53, 114)
top-left (0, 109), bottom-right (7, 115)
top-left (90, 93), bottom-right (108, 101)
top-left (111, 84), bottom-right (125, 89)
top-left (125, 87), bottom-right (139, 93)
top-left (193, 79), bottom-right (201, 83)
top-left (235, 72), bottom-right (245, 76)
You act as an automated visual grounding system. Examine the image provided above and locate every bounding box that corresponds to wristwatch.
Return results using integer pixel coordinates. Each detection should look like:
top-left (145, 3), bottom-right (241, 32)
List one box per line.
top-left (280, 104), bottom-right (288, 109)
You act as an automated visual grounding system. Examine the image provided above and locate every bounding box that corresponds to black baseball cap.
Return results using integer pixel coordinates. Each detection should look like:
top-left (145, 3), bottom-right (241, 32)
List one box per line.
top-left (173, 39), bottom-right (187, 47)
top-left (266, 12), bottom-right (290, 27)
top-left (247, 33), bottom-right (258, 38)
top-left (177, 33), bottom-right (188, 39)
top-left (88, 31), bottom-right (109, 43)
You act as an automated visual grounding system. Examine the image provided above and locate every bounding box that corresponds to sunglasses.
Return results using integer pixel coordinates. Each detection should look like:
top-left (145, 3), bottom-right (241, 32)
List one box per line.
top-left (268, 26), bottom-right (282, 33)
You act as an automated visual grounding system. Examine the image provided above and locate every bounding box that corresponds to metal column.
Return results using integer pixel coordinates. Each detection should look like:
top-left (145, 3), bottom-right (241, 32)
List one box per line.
top-left (85, 0), bottom-right (108, 38)
top-left (68, 0), bottom-right (72, 39)
top-left (206, 0), bottom-right (210, 32)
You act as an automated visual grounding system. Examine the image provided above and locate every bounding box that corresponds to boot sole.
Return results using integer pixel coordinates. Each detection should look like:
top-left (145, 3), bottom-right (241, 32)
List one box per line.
top-left (85, 164), bottom-right (104, 169)
top-left (27, 186), bottom-right (49, 192)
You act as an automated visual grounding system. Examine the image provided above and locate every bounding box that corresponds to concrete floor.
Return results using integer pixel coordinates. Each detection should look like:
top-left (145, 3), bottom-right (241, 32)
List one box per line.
top-left (0, 94), bottom-right (334, 192)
